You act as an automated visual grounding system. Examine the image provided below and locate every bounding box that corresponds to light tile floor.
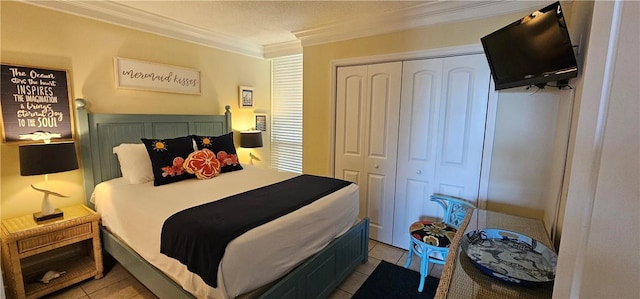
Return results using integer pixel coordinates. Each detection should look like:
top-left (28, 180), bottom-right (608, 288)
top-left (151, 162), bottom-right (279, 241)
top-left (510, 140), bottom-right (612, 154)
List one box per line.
top-left (43, 240), bottom-right (443, 299)
top-left (44, 254), bottom-right (157, 299)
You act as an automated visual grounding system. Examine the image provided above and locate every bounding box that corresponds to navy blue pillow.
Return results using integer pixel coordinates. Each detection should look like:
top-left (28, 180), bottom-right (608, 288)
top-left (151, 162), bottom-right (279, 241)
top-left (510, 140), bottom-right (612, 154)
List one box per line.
top-left (192, 132), bottom-right (243, 173)
top-left (141, 136), bottom-right (196, 186)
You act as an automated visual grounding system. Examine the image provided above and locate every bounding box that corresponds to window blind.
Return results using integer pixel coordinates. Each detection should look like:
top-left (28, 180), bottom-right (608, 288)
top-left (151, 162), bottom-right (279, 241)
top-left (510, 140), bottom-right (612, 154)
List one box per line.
top-left (271, 54), bottom-right (303, 173)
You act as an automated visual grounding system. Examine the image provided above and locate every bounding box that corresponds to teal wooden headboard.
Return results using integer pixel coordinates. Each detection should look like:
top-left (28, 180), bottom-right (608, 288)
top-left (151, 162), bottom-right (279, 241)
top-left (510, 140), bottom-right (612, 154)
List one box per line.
top-left (74, 99), bottom-right (232, 208)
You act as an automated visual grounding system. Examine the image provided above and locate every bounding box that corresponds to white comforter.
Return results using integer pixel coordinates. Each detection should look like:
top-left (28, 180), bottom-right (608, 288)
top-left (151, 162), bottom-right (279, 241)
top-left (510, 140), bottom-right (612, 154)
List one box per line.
top-left (91, 166), bottom-right (359, 298)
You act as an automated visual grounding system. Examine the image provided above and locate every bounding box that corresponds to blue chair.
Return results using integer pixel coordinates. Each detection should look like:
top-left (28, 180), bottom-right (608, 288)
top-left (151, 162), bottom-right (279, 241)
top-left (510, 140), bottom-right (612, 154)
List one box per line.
top-left (405, 194), bottom-right (475, 292)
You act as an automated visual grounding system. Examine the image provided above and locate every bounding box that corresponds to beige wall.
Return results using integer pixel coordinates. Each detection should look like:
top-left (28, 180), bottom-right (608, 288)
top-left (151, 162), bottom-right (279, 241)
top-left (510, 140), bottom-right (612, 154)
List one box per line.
top-left (0, 1), bottom-right (271, 219)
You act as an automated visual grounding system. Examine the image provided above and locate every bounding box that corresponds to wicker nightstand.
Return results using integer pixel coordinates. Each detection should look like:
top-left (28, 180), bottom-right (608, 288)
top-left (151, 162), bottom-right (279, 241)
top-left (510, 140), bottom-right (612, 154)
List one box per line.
top-left (1, 204), bottom-right (103, 299)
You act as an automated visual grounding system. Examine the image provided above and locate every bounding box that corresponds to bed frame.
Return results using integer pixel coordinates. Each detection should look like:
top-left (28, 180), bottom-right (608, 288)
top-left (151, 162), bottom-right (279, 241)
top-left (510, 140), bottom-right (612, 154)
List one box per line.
top-left (74, 99), bottom-right (369, 299)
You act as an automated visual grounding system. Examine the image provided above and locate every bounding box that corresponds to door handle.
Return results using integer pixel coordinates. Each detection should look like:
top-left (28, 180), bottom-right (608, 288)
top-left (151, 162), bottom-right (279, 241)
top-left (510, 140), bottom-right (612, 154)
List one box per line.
top-left (417, 170), bottom-right (422, 174)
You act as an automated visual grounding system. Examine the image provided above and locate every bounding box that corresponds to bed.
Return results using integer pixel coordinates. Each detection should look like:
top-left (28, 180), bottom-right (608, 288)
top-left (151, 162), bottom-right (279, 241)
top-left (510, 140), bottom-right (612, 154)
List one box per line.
top-left (74, 99), bottom-right (369, 299)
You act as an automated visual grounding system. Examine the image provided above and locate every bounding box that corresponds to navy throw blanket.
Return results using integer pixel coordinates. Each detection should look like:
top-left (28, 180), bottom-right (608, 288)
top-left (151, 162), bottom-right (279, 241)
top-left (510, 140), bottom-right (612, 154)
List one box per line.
top-left (160, 174), bottom-right (352, 288)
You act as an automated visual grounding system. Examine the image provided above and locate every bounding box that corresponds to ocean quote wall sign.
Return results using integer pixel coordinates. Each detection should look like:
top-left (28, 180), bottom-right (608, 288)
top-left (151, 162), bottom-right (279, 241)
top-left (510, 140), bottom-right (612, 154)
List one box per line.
top-left (114, 57), bottom-right (201, 95)
top-left (0, 63), bottom-right (73, 143)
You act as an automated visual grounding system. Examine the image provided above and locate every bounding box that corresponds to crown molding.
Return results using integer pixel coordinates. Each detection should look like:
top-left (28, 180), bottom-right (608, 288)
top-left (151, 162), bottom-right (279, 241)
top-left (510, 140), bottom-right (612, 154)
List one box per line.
top-left (23, 0), bottom-right (265, 58)
top-left (22, 0), bottom-right (551, 59)
top-left (294, 1), bottom-right (547, 47)
top-left (264, 40), bottom-right (303, 59)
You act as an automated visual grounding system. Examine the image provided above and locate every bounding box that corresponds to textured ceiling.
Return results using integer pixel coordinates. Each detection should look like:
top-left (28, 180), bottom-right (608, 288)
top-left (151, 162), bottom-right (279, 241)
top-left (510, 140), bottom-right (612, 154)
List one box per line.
top-left (110, 1), bottom-right (430, 46)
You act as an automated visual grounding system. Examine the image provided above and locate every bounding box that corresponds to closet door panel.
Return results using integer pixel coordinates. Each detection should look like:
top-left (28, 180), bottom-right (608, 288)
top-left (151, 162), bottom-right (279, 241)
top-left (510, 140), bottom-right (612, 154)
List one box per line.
top-left (434, 54), bottom-right (491, 201)
top-left (407, 70), bottom-right (438, 161)
top-left (335, 62), bottom-right (401, 244)
top-left (404, 178), bottom-right (432, 220)
top-left (364, 62), bottom-right (402, 243)
top-left (336, 66), bottom-right (368, 218)
top-left (393, 55), bottom-right (490, 249)
top-left (441, 70), bottom-right (473, 165)
top-left (392, 59), bottom-right (443, 248)
top-left (367, 70), bottom-right (398, 158)
top-left (339, 71), bottom-right (366, 157)
top-left (366, 174), bottom-right (386, 229)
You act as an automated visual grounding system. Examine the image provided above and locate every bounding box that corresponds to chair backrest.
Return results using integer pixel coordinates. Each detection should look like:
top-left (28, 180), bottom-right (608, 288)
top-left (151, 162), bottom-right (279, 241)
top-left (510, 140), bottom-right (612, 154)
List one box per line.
top-left (430, 194), bottom-right (476, 229)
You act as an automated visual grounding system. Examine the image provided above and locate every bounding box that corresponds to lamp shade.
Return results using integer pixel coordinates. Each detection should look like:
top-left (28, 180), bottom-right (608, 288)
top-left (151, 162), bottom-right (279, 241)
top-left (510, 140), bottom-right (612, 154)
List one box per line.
top-left (19, 142), bottom-right (79, 176)
top-left (240, 131), bottom-right (263, 148)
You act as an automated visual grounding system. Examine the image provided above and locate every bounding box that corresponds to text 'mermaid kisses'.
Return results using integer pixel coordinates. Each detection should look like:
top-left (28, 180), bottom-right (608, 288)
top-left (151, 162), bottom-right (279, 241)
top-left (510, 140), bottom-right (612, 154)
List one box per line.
top-left (121, 69), bottom-right (198, 87)
top-left (9, 67), bottom-right (64, 128)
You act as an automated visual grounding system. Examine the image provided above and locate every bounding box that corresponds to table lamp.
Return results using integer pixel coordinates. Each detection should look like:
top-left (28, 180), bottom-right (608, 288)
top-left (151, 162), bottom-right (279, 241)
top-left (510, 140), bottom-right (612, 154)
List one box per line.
top-left (240, 130), bottom-right (263, 165)
top-left (19, 142), bottom-right (79, 222)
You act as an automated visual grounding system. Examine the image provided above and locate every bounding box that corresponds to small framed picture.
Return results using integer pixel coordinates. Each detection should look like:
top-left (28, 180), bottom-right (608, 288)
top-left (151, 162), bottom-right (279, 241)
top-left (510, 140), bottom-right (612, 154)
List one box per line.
top-left (255, 113), bottom-right (267, 131)
top-left (239, 86), bottom-right (254, 108)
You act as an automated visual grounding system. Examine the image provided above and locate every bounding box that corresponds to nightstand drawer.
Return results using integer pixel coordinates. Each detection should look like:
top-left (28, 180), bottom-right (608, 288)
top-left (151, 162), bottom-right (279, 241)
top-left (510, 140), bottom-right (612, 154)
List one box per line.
top-left (18, 223), bottom-right (92, 253)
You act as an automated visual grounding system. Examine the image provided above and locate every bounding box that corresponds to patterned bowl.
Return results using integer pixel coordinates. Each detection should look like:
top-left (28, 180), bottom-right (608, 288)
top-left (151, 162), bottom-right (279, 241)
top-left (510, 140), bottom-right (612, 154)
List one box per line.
top-left (460, 228), bottom-right (558, 285)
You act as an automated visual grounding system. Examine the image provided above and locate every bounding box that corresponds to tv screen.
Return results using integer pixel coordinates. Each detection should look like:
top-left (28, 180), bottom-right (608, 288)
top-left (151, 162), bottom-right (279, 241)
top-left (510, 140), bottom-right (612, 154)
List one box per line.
top-left (481, 1), bottom-right (578, 90)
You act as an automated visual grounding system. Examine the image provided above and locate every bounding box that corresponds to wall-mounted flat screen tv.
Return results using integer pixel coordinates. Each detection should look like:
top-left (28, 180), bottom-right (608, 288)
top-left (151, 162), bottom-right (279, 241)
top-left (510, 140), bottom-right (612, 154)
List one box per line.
top-left (481, 1), bottom-right (578, 90)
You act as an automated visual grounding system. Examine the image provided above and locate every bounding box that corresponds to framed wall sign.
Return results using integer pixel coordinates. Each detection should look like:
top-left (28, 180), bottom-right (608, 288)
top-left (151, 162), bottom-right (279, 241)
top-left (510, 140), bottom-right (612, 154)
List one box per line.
top-left (114, 57), bottom-right (201, 95)
top-left (239, 86), bottom-right (254, 108)
top-left (255, 113), bottom-right (267, 131)
top-left (0, 63), bottom-right (74, 143)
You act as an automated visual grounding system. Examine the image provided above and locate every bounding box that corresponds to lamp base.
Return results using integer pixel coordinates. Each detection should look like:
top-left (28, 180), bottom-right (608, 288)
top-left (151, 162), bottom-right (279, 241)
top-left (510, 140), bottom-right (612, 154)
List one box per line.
top-left (33, 209), bottom-right (64, 222)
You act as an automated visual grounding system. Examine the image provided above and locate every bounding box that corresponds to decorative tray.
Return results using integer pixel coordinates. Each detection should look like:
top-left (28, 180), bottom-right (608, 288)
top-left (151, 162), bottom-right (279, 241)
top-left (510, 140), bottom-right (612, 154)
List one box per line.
top-left (460, 228), bottom-right (557, 285)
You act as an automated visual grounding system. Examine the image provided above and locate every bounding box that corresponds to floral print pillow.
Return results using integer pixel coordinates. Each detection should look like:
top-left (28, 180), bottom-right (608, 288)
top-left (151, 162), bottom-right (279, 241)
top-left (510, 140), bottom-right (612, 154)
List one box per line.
top-left (183, 149), bottom-right (221, 179)
top-left (141, 136), bottom-right (196, 186)
top-left (192, 132), bottom-right (243, 173)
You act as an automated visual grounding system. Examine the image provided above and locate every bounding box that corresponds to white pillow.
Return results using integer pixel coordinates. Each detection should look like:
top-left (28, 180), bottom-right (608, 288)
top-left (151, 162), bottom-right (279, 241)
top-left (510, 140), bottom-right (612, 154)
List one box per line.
top-left (113, 143), bottom-right (154, 184)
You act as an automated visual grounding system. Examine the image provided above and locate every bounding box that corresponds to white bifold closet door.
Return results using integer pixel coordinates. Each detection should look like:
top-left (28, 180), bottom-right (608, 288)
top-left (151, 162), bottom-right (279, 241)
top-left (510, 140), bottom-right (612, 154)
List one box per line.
top-left (392, 54), bottom-right (490, 249)
top-left (335, 62), bottom-right (402, 244)
top-left (335, 54), bottom-right (490, 247)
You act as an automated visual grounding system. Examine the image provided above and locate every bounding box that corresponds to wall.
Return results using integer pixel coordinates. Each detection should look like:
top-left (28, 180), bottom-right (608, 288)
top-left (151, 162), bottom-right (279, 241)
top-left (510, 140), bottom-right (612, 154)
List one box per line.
top-left (554, 1), bottom-right (640, 297)
top-left (0, 1), bottom-right (271, 219)
top-left (544, 0), bottom-right (595, 246)
top-left (303, 6), bottom-right (576, 221)
top-left (487, 89), bottom-right (566, 220)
